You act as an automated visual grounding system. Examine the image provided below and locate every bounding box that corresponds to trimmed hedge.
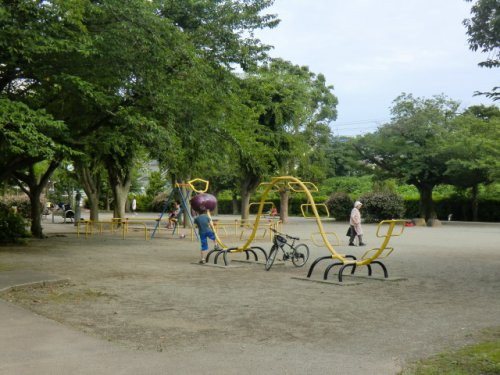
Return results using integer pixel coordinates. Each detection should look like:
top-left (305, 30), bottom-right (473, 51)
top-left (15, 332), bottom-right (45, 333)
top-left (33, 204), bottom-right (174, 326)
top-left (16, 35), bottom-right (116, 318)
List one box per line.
top-left (403, 198), bottom-right (500, 222)
top-left (217, 196), bottom-right (500, 222)
top-left (325, 192), bottom-right (353, 221)
top-left (359, 191), bottom-right (406, 223)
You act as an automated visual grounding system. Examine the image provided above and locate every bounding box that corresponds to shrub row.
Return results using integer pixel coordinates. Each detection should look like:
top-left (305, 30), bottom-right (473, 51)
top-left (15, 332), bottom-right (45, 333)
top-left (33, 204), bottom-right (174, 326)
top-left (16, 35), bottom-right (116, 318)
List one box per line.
top-left (404, 198), bottom-right (500, 222)
top-left (217, 195), bottom-right (500, 222)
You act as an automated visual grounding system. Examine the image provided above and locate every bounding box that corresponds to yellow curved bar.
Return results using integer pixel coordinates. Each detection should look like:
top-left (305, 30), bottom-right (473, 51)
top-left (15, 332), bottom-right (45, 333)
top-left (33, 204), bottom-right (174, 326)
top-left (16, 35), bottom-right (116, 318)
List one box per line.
top-left (288, 181), bottom-right (319, 192)
top-left (300, 203), bottom-right (329, 218)
top-left (257, 182), bottom-right (285, 193)
top-left (248, 201), bottom-right (274, 215)
top-left (311, 232), bottom-right (340, 247)
top-left (188, 178), bottom-right (210, 193)
top-left (206, 211), bottom-right (228, 249)
top-left (355, 220), bottom-right (406, 266)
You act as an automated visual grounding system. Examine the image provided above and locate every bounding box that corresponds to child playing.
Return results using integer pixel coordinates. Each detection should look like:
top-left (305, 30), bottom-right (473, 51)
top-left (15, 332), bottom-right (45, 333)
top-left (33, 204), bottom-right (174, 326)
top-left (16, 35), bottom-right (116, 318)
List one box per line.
top-left (193, 210), bottom-right (217, 264)
top-left (166, 201), bottom-right (181, 229)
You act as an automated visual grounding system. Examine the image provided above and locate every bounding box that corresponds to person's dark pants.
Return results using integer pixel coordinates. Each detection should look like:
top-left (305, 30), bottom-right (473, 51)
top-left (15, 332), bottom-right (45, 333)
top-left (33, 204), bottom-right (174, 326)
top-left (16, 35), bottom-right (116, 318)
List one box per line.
top-left (349, 225), bottom-right (357, 244)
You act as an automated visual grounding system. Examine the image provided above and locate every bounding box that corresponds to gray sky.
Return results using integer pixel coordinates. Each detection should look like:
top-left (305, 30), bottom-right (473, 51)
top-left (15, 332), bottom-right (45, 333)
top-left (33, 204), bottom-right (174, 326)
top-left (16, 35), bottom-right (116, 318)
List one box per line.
top-left (255, 0), bottom-right (498, 136)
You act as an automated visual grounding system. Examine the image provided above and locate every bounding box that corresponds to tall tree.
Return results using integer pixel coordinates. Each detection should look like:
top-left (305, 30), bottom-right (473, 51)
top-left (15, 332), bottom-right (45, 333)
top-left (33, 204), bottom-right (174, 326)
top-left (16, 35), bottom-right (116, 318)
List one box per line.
top-left (444, 105), bottom-right (500, 220)
top-left (355, 93), bottom-right (460, 222)
top-left (236, 59), bottom-right (338, 221)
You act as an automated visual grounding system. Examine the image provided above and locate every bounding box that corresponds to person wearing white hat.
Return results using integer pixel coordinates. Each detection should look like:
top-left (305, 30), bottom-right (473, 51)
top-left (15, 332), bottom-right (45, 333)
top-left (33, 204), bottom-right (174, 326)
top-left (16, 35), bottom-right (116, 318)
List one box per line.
top-left (349, 201), bottom-right (366, 246)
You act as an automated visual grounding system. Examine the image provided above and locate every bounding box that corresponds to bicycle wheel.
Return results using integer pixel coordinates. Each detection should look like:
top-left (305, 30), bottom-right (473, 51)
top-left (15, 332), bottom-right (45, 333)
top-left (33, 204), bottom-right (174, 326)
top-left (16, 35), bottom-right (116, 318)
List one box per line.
top-left (265, 245), bottom-right (279, 271)
top-left (292, 243), bottom-right (310, 267)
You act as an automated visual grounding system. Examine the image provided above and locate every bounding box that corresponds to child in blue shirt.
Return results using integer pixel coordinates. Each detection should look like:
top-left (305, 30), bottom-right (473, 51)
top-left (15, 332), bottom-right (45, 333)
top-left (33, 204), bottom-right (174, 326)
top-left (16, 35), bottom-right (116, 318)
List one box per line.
top-left (193, 210), bottom-right (217, 263)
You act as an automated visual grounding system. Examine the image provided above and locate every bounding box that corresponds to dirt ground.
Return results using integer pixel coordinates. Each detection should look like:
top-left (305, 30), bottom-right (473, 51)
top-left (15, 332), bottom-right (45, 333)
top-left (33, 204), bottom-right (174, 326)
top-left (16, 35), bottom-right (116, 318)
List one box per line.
top-left (1, 214), bottom-right (499, 374)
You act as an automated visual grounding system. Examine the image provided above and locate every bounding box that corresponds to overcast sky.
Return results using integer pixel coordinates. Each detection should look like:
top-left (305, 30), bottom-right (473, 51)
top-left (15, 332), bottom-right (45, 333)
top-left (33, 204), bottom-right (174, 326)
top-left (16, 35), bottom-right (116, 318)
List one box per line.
top-left (255, 0), bottom-right (498, 136)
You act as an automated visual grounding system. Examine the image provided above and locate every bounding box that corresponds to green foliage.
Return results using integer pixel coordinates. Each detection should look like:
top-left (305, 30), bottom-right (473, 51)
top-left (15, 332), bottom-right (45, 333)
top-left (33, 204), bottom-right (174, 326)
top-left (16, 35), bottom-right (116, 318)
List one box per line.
top-left (464, 0), bottom-right (500, 68)
top-left (359, 191), bottom-right (406, 223)
top-left (146, 171), bottom-right (167, 199)
top-left (403, 198), bottom-right (420, 219)
top-left (464, 0), bottom-right (500, 102)
top-left (400, 327), bottom-right (500, 375)
top-left (325, 192), bottom-right (353, 221)
top-left (0, 100), bottom-right (67, 181)
top-left (0, 204), bottom-right (30, 244)
top-left (445, 111), bottom-right (500, 186)
top-left (355, 93), bottom-right (462, 220)
top-left (320, 176), bottom-right (373, 197)
top-left (151, 192), bottom-right (170, 213)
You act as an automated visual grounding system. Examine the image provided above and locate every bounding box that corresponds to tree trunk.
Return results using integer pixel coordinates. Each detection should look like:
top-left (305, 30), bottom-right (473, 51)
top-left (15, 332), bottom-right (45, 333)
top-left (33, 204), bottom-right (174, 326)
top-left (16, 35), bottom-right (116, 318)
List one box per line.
top-left (471, 184), bottom-right (479, 222)
top-left (78, 164), bottom-right (101, 222)
top-left (232, 193), bottom-right (239, 215)
top-left (105, 191), bottom-right (111, 211)
top-left (180, 183), bottom-right (193, 228)
top-left (14, 161), bottom-right (59, 238)
top-left (240, 174), bottom-right (260, 221)
top-left (112, 184), bottom-right (130, 219)
top-left (416, 183), bottom-right (437, 222)
top-left (87, 193), bottom-right (100, 221)
top-left (279, 189), bottom-right (289, 223)
top-left (28, 188), bottom-right (44, 238)
top-left (240, 189), bottom-right (252, 221)
top-left (106, 163), bottom-right (132, 219)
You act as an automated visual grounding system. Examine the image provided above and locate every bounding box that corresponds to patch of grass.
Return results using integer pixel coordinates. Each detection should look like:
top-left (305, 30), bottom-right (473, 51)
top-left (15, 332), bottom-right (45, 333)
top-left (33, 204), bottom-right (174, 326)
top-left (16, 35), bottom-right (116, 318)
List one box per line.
top-left (400, 328), bottom-right (500, 375)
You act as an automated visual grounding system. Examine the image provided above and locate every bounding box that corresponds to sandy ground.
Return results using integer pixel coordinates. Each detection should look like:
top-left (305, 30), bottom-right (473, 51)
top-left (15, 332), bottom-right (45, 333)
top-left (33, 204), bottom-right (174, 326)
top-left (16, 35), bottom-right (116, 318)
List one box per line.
top-left (0, 214), bottom-right (499, 374)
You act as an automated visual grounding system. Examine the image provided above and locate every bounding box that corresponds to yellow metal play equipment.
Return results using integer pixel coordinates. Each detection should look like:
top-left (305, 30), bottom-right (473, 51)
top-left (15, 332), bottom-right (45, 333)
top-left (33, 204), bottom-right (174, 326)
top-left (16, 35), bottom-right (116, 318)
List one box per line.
top-left (207, 176), bottom-right (325, 265)
top-left (188, 178), bottom-right (210, 193)
top-left (306, 219), bottom-right (406, 282)
top-left (207, 175), bottom-right (405, 281)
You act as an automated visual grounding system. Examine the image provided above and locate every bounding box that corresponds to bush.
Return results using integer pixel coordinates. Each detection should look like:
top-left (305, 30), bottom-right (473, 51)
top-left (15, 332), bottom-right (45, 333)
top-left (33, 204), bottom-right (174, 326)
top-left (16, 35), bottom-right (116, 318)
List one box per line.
top-left (403, 198), bottom-right (420, 218)
top-left (325, 192), bottom-right (353, 221)
top-left (359, 191), bottom-right (405, 223)
top-left (0, 194), bottom-right (31, 219)
top-left (151, 192), bottom-right (170, 212)
top-left (134, 194), bottom-right (152, 213)
top-left (320, 176), bottom-right (373, 197)
top-left (0, 204), bottom-right (30, 244)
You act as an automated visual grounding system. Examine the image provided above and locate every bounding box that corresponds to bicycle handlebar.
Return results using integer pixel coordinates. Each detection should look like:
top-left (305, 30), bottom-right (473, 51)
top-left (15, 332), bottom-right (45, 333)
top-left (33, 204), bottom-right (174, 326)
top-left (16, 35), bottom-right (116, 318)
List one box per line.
top-left (270, 228), bottom-right (299, 241)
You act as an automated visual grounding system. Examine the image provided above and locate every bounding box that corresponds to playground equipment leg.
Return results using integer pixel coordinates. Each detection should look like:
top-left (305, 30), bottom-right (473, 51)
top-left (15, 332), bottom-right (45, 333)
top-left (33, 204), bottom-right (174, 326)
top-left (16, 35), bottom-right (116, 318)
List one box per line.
top-left (251, 246), bottom-right (268, 261)
top-left (307, 255), bottom-right (357, 279)
top-left (307, 256), bottom-right (333, 278)
top-left (368, 261), bottom-right (388, 278)
top-left (214, 250), bottom-right (229, 266)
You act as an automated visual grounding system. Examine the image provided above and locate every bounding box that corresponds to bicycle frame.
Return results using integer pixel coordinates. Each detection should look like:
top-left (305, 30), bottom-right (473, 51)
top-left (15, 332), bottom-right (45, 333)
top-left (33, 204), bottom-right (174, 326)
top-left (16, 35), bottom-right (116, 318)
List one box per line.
top-left (276, 237), bottom-right (298, 259)
top-left (266, 228), bottom-right (309, 270)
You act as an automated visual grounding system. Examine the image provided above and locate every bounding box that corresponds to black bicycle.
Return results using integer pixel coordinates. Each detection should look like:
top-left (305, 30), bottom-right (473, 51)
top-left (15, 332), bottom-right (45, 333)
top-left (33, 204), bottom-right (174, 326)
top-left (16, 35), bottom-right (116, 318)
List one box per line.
top-left (265, 228), bottom-right (310, 271)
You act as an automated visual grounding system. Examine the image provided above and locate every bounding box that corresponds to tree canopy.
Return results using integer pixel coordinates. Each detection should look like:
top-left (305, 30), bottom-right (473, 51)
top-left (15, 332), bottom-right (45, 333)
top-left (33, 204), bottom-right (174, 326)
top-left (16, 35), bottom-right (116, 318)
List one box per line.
top-left (463, 0), bottom-right (500, 100)
top-left (354, 93), bottom-right (461, 221)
